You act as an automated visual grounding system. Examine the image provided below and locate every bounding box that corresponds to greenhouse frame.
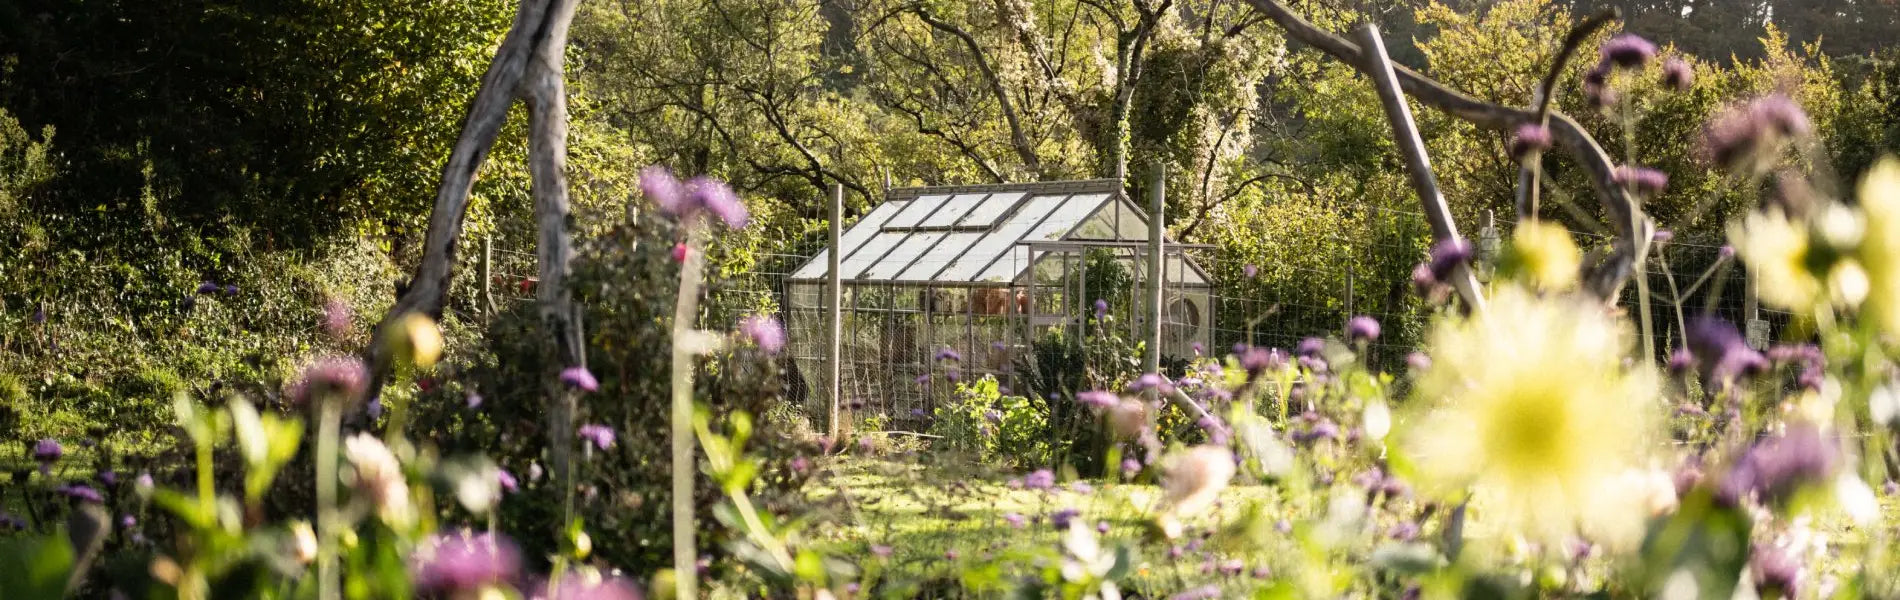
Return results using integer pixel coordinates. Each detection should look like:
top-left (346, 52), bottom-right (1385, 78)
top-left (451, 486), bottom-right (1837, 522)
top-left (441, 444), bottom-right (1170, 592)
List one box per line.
top-left (785, 179), bottom-right (1213, 427)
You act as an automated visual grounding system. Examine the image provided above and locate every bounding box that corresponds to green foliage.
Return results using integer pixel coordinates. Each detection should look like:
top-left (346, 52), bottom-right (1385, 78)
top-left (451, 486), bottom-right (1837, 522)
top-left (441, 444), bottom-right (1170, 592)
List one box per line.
top-left (928, 376), bottom-right (1052, 467)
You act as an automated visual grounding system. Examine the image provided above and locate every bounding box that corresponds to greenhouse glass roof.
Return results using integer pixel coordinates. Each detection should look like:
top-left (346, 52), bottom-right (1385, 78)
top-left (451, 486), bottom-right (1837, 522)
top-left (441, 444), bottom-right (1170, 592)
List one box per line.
top-left (790, 179), bottom-right (1207, 285)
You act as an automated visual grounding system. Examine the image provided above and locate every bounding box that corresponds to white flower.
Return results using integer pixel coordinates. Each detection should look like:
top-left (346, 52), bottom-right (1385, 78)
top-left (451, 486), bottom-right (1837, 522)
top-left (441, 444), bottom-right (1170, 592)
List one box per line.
top-left (344, 433), bottom-right (413, 527)
top-left (1362, 400), bottom-right (1392, 441)
top-left (1161, 445), bottom-right (1236, 518)
top-left (1834, 474), bottom-right (1878, 525)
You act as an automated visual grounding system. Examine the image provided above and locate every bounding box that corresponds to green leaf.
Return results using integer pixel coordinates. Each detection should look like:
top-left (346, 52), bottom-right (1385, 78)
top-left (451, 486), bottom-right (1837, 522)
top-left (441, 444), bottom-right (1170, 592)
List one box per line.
top-left (0, 530), bottom-right (76, 599)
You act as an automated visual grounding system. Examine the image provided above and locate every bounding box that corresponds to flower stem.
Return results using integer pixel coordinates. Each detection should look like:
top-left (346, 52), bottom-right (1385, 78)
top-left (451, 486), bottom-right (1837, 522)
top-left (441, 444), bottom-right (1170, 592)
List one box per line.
top-left (315, 399), bottom-right (342, 600)
top-left (670, 226), bottom-right (710, 599)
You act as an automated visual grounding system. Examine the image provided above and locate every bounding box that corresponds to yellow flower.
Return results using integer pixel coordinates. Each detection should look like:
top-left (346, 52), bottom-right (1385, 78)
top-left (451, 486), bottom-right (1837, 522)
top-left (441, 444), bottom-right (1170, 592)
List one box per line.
top-left (1856, 157), bottom-right (1900, 336)
top-left (1731, 209), bottom-right (1823, 313)
top-left (1501, 221), bottom-right (1580, 290)
top-left (1404, 285), bottom-right (1662, 548)
top-left (385, 312), bottom-right (443, 370)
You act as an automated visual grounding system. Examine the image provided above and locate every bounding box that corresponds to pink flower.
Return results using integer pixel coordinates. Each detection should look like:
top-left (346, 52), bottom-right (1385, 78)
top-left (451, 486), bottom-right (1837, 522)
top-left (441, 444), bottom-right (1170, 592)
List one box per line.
top-left (740, 316), bottom-right (785, 354)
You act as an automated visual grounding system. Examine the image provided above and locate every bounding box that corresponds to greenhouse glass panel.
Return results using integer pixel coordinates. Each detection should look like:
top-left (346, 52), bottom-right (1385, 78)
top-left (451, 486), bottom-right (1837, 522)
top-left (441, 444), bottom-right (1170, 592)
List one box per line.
top-left (975, 194), bottom-right (1107, 282)
top-left (885, 195), bottom-right (949, 229)
top-left (919, 194), bottom-right (988, 228)
top-left (937, 194), bottom-right (1071, 282)
top-left (790, 201), bottom-right (907, 279)
top-left (956, 192), bottom-right (1026, 228)
top-left (838, 231), bottom-right (908, 279)
top-left (862, 231), bottom-right (947, 280)
top-left (897, 231), bottom-right (984, 281)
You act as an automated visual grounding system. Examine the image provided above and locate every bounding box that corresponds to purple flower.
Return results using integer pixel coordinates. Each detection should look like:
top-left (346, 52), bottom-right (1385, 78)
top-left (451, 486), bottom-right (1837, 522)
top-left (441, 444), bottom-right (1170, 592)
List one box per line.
top-left (689, 176), bottom-right (749, 229)
top-left (577, 424), bottom-right (616, 451)
top-left (1251, 565), bottom-right (1271, 579)
top-left (1128, 373), bottom-right (1174, 394)
top-left (120, 514), bottom-right (135, 529)
top-left (870, 544), bottom-right (894, 558)
top-left (1097, 520), bottom-right (1110, 534)
top-left (1070, 481), bottom-right (1094, 494)
top-left (739, 316), bottom-right (785, 354)
top-left (1661, 57), bottom-right (1694, 90)
top-left (223, 284), bottom-right (238, 297)
top-left (467, 392), bottom-right (484, 409)
top-left (58, 484), bottom-right (103, 504)
top-left (288, 357), bottom-right (370, 405)
top-left (1219, 559), bottom-right (1245, 576)
top-left (1704, 95), bottom-right (1812, 171)
top-left (559, 367), bottom-right (599, 392)
top-left (33, 438), bottom-right (62, 464)
top-left (1345, 315), bottom-right (1380, 343)
top-left (1295, 337), bottom-right (1326, 359)
top-left (1024, 469), bottom-right (1056, 491)
top-left (1049, 507), bottom-right (1079, 529)
top-left (1171, 585), bottom-right (1221, 600)
top-left (641, 166), bottom-right (688, 215)
top-left (1585, 78), bottom-right (1618, 108)
top-left (1093, 298), bottom-right (1109, 319)
top-left (1388, 522), bottom-right (1421, 541)
top-left (197, 281), bottom-right (220, 294)
top-left (541, 573), bottom-right (642, 600)
top-left (412, 531), bottom-right (522, 592)
top-left (323, 298), bottom-right (352, 339)
top-left (1686, 315), bottom-right (1767, 384)
top-left (1239, 346), bottom-right (1286, 378)
top-left (1405, 351), bottom-right (1431, 371)
top-left (497, 470), bottom-right (518, 494)
top-left (1652, 229), bottom-right (1675, 244)
top-left (789, 456), bottom-right (810, 474)
top-left (1121, 458), bottom-right (1143, 478)
top-left (1614, 165), bottom-right (1670, 196)
top-left (1242, 264), bottom-right (1259, 278)
top-left (1666, 348), bottom-right (1695, 375)
top-left (1003, 513), bottom-right (1027, 529)
top-left (935, 347), bottom-right (962, 362)
top-left (1723, 425), bottom-right (1838, 508)
top-left (31, 307), bottom-right (45, 323)
top-left (98, 471), bottom-right (117, 486)
top-left (1600, 34), bottom-right (1657, 68)
top-left (1509, 123), bottom-right (1552, 159)
top-left (366, 396), bottom-right (383, 419)
top-left (1751, 544), bottom-right (1802, 598)
top-left (1428, 239), bottom-right (1474, 280)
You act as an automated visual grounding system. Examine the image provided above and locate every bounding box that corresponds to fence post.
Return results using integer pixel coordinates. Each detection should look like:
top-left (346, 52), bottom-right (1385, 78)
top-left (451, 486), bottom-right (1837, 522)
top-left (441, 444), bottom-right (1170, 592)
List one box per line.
top-left (1146, 163), bottom-right (1165, 374)
top-left (827, 184), bottom-right (845, 439)
top-left (480, 235), bottom-right (496, 316)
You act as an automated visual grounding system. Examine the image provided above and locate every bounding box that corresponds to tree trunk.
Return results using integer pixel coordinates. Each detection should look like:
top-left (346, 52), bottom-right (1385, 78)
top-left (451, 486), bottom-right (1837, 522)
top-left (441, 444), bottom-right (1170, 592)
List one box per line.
top-left (523, 0), bottom-right (586, 516)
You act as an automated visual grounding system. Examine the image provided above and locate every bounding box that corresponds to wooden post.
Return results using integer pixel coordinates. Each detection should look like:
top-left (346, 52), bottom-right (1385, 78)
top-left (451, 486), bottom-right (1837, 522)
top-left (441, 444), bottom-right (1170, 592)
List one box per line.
top-left (1355, 24), bottom-right (1485, 312)
top-left (480, 235), bottom-right (496, 316)
top-left (827, 184), bottom-right (845, 438)
top-left (1146, 164), bottom-right (1165, 374)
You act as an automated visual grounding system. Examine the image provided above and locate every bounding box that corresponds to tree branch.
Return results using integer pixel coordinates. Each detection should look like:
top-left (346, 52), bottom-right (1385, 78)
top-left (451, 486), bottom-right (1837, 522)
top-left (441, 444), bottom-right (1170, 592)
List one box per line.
top-left (912, 6), bottom-right (1042, 177)
top-left (1240, 0), bottom-right (1645, 300)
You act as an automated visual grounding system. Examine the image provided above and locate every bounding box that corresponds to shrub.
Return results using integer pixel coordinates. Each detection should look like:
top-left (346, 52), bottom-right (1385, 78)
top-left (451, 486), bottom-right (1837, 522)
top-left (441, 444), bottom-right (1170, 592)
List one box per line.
top-left (928, 376), bottom-right (1051, 467)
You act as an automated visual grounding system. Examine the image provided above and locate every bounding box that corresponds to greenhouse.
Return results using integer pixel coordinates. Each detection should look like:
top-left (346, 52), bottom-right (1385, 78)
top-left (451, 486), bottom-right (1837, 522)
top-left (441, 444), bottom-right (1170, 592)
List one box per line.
top-left (785, 179), bottom-right (1212, 425)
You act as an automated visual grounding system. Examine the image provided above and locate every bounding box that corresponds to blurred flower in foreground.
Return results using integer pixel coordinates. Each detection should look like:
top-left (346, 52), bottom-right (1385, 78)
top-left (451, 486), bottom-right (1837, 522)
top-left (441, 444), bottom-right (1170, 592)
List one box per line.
top-left (1405, 285), bottom-right (1660, 548)
top-left (344, 433), bottom-right (414, 527)
top-left (413, 531), bottom-right (521, 594)
top-left (288, 356), bottom-right (370, 406)
top-left (386, 312), bottom-right (443, 370)
top-left (539, 570), bottom-right (643, 600)
top-left (1500, 221), bottom-right (1580, 290)
top-left (560, 366), bottom-right (599, 392)
top-left (1156, 445), bottom-right (1236, 538)
top-left (739, 315), bottom-right (785, 354)
top-left (1855, 158), bottom-right (1900, 338)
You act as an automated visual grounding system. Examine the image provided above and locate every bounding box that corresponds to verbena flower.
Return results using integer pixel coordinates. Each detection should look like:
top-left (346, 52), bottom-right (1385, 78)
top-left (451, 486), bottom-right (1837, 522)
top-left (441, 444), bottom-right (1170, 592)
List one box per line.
top-left (1049, 507), bottom-right (1079, 529)
top-left (1024, 469), bottom-right (1056, 491)
top-left (577, 424), bottom-right (616, 451)
top-left (1704, 94), bottom-right (1812, 173)
top-left (322, 298), bottom-right (352, 339)
top-left (58, 483), bottom-right (103, 504)
top-left (1750, 543), bottom-right (1803, 598)
top-left (559, 367), bottom-right (599, 392)
top-left (33, 438), bottom-right (62, 464)
top-left (497, 469), bottom-right (518, 494)
top-left (689, 175), bottom-right (749, 229)
top-left (344, 433), bottom-right (414, 527)
top-left (1613, 165), bottom-right (1670, 196)
top-left (1509, 123), bottom-right (1552, 160)
top-left (1721, 425), bottom-right (1838, 509)
top-left (1077, 390), bottom-right (1118, 408)
top-left (289, 357), bottom-right (370, 406)
top-left (1661, 57), bottom-right (1694, 90)
top-left (1427, 239), bottom-right (1474, 281)
top-left (739, 315), bottom-right (785, 354)
top-left (197, 281), bottom-right (220, 294)
top-left (1242, 264), bottom-right (1258, 278)
top-left (1686, 316), bottom-right (1768, 385)
top-left (1405, 285), bottom-right (1661, 548)
top-left (934, 347), bottom-right (962, 362)
top-left (413, 531), bottom-right (522, 593)
top-left (1092, 298), bottom-right (1108, 319)
top-left (641, 166), bottom-right (688, 214)
top-left (1346, 315), bottom-right (1380, 343)
top-left (1295, 337), bottom-right (1325, 360)
top-left (1599, 34), bottom-right (1657, 68)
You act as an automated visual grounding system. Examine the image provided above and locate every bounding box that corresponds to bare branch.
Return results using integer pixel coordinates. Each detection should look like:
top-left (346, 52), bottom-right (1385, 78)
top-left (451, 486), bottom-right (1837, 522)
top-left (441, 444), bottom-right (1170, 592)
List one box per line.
top-left (912, 6), bottom-right (1042, 176)
top-left (1240, 0), bottom-right (1646, 300)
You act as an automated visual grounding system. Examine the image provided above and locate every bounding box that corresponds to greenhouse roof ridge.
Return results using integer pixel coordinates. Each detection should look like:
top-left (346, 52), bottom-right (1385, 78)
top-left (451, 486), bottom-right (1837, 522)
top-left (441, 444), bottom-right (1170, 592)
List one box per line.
top-left (788, 177), bottom-right (1206, 286)
top-left (884, 178), bottom-right (1123, 202)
